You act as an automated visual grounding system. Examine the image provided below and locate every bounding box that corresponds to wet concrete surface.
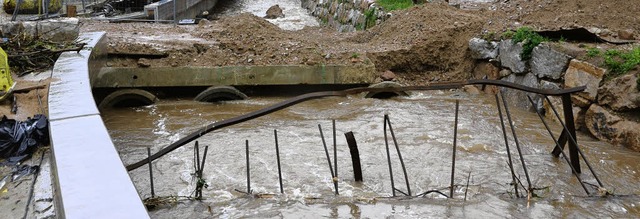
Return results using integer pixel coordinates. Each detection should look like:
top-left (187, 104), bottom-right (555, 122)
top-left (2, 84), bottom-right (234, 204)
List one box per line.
top-left (47, 32), bottom-right (149, 218)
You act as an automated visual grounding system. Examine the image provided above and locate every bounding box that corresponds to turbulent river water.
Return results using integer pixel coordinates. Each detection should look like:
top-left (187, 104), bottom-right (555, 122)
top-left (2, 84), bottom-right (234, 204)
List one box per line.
top-left (213, 0), bottom-right (319, 30)
top-left (102, 91), bottom-right (640, 218)
top-left (100, 0), bottom-right (640, 218)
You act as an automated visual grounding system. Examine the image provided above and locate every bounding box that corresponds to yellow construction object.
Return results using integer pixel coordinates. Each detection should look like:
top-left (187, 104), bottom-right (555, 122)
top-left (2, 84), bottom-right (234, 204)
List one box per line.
top-left (0, 46), bottom-right (16, 102)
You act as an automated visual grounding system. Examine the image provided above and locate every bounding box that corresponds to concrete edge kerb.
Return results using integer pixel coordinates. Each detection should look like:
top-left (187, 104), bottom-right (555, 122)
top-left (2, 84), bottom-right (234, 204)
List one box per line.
top-left (47, 32), bottom-right (150, 219)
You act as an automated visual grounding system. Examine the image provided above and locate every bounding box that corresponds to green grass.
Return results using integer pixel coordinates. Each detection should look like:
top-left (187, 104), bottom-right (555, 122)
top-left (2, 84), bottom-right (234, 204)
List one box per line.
top-left (376, 0), bottom-right (414, 11)
top-left (481, 31), bottom-right (497, 41)
top-left (510, 27), bottom-right (548, 60)
top-left (364, 8), bottom-right (377, 29)
top-left (586, 47), bottom-right (601, 57)
top-left (501, 30), bottom-right (515, 39)
top-left (558, 36), bottom-right (566, 43)
top-left (603, 47), bottom-right (640, 77)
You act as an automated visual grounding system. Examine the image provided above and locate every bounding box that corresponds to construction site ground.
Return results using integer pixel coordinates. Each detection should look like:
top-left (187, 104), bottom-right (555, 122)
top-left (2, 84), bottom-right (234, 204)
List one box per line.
top-left (0, 0), bottom-right (639, 218)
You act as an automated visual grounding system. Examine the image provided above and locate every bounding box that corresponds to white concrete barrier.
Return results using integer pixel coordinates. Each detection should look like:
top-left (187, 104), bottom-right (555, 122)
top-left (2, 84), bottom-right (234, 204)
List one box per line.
top-left (48, 32), bottom-right (149, 219)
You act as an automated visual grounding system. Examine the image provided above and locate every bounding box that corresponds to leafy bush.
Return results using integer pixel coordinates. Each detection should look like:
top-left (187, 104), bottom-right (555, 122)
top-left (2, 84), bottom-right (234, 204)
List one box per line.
top-left (511, 27), bottom-right (547, 60)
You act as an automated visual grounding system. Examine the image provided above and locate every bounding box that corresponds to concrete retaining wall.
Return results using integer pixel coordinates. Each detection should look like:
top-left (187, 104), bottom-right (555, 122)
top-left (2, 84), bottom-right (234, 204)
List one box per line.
top-left (93, 64), bottom-right (377, 88)
top-left (48, 32), bottom-right (149, 219)
top-left (145, 0), bottom-right (218, 21)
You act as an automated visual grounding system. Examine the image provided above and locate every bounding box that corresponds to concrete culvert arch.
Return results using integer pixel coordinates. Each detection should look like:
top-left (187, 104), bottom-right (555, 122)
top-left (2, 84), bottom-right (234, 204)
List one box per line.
top-left (194, 85), bottom-right (248, 102)
top-left (98, 89), bottom-right (158, 108)
top-left (365, 81), bottom-right (411, 99)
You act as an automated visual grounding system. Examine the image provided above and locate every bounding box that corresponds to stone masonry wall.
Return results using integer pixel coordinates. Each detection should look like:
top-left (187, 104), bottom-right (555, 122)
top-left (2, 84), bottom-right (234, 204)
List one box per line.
top-left (301, 0), bottom-right (387, 32)
top-left (469, 38), bottom-right (640, 151)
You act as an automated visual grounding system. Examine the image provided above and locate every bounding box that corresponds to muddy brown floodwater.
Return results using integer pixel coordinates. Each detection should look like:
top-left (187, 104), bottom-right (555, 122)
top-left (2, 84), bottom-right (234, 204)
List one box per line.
top-left (102, 91), bottom-right (640, 218)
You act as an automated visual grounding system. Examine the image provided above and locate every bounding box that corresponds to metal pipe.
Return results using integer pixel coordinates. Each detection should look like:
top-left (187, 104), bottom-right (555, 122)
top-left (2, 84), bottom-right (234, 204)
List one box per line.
top-left (126, 80), bottom-right (587, 171)
top-left (333, 120), bottom-right (337, 180)
top-left (544, 96), bottom-right (603, 187)
top-left (200, 145), bottom-right (208, 176)
top-left (344, 132), bottom-right (363, 182)
top-left (500, 92), bottom-right (532, 192)
top-left (274, 130), bottom-right (284, 194)
top-left (246, 140), bottom-right (251, 194)
top-left (450, 100), bottom-right (459, 198)
top-left (196, 141), bottom-right (201, 172)
top-left (383, 114), bottom-right (396, 196)
top-left (147, 147), bottom-right (155, 198)
top-left (92, 18), bottom-right (177, 23)
top-left (318, 124), bottom-right (338, 195)
top-left (464, 171), bottom-right (471, 201)
top-left (198, 145), bottom-right (208, 198)
top-left (495, 94), bottom-right (520, 197)
top-left (527, 96), bottom-right (590, 195)
top-left (387, 115), bottom-right (411, 196)
top-left (193, 141), bottom-right (201, 198)
top-left (11, 0), bottom-right (23, 21)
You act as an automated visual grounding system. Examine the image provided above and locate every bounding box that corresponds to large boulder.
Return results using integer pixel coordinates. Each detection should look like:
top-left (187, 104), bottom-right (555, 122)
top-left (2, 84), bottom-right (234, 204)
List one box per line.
top-left (500, 73), bottom-right (539, 110)
top-left (597, 73), bottom-right (640, 111)
top-left (472, 61), bottom-right (500, 80)
top-left (585, 105), bottom-right (640, 151)
top-left (618, 29), bottom-right (636, 40)
top-left (499, 39), bottom-right (527, 74)
top-left (380, 70), bottom-right (396, 81)
top-left (265, 5), bottom-right (285, 19)
top-left (469, 38), bottom-right (499, 59)
top-left (531, 43), bottom-right (571, 80)
top-left (564, 59), bottom-right (605, 102)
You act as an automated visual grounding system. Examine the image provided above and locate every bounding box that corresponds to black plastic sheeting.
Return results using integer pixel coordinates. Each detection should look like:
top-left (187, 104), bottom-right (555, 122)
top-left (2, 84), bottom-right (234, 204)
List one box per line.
top-left (537, 28), bottom-right (636, 44)
top-left (0, 115), bottom-right (49, 163)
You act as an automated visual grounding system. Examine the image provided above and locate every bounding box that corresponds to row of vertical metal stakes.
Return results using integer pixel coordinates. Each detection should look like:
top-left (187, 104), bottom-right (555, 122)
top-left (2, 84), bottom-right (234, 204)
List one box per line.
top-left (146, 140), bottom-right (209, 200)
top-left (143, 90), bottom-right (606, 200)
top-left (382, 91), bottom-right (606, 199)
top-left (494, 91), bottom-right (605, 197)
top-left (244, 120), bottom-right (346, 195)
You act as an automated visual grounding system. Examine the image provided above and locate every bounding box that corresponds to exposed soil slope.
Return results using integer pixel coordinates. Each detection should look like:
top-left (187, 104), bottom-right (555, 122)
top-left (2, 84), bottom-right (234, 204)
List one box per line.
top-left (83, 1), bottom-right (639, 86)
